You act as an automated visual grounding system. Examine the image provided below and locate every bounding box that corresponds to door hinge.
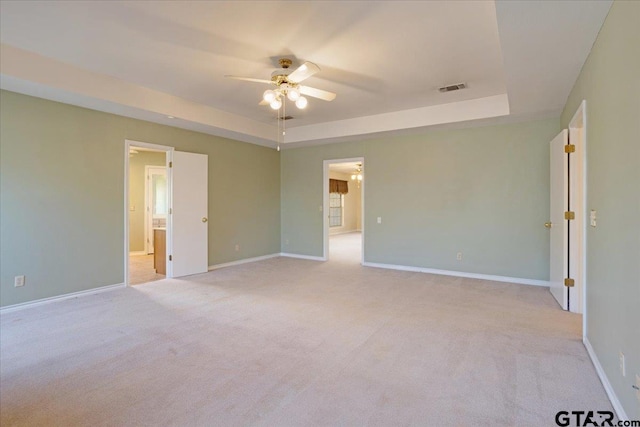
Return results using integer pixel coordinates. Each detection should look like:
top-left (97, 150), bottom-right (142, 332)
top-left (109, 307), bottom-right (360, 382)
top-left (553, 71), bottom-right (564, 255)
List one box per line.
top-left (564, 278), bottom-right (575, 287)
top-left (169, 161), bottom-right (173, 168)
top-left (169, 208), bottom-right (172, 214)
top-left (564, 144), bottom-right (575, 153)
top-left (564, 211), bottom-right (575, 220)
top-left (169, 255), bottom-right (172, 261)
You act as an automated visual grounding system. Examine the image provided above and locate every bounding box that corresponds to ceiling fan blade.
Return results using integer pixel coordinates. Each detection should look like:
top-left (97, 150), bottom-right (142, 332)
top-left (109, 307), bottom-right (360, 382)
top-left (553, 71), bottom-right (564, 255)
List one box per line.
top-left (258, 99), bottom-right (269, 106)
top-left (299, 85), bottom-right (337, 101)
top-left (287, 62), bottom-right (321, 83)
top-left (225, 75), bottom-right (274, 85)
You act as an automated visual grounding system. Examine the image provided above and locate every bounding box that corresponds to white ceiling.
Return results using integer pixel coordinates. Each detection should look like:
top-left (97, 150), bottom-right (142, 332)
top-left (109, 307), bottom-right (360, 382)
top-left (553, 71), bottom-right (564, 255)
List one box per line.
top-left (0, 1), bottom-right (611, 148)
top-left (330, 162), bottom-right (362, 175)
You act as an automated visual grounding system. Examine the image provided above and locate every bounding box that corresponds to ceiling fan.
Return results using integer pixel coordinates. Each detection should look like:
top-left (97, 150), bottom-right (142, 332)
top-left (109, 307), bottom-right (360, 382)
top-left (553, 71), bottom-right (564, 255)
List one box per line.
top-left (225, 58), bottom-right (337, 110)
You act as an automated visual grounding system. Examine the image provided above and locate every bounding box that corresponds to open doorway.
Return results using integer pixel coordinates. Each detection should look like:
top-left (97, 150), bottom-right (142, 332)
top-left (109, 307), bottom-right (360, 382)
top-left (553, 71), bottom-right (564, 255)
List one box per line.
top-left (323, 158), bottom-right (364, 264)
top-left (125, 141), bottom-right (172, 286)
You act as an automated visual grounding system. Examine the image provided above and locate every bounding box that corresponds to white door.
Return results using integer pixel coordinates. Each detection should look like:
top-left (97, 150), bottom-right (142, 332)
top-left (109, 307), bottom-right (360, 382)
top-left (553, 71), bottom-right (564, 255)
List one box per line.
top-left (549, 130), bottom-right (568, 310)
top-left (172, 151), bottom-right (208, 277)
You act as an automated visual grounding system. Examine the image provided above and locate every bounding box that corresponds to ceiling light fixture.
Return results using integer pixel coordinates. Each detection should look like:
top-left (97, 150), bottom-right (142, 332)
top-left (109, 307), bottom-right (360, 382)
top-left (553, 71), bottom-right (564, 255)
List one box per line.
top-left (225, 57), bottom-right (337, 152)
top-left (263, 90), bottom-right (276, 103)
top-left (270, 98), bottom-right (282, 110)
top-left (295, 96), bottom-right (308, 109)
top-left (262, 86), bottom-right (307, 111)
top-left (351, 164), bottom-right (363, 188)
top-left (287, 87), bottom-right (300, 101)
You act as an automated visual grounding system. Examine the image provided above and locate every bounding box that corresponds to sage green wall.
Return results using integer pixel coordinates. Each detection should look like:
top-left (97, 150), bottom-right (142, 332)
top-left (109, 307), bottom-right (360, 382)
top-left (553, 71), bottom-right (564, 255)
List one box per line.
top-left (128, 151), bottom-right (166, 252)
top-left (561, 0), bottom-right (639, 418)
top-left (0, 90), bottom-right (280, 307)
top-left (282, 118), bottom-right (559, 280)
top-left (282, 141), bottom-right (364, 256)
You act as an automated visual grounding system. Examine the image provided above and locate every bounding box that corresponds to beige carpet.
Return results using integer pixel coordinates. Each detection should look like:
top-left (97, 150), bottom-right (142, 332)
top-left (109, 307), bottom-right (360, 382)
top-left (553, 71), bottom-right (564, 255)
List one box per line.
top-left (329, 231), bottom-right (362, 264)
top-left (129, 254), bottom-right (165, 285)
top-left (1, 234), bottom-right (613, 426)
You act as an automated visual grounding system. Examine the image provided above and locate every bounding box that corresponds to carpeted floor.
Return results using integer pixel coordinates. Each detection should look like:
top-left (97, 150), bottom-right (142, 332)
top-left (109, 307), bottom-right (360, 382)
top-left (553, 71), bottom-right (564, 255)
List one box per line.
top-left (129, 254), bottom-right (165, 285)
top-left (329, 231), bottom-right (362, 264)
top-left (0, 234), bottom-right (613, 426)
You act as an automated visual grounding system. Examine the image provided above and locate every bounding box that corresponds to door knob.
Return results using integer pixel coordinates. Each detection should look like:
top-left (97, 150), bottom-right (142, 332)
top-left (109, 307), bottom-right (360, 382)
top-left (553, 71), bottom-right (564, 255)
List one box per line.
top-left (202, 217), bottom-right (208, 223)
top-left (544, 222), bottom-right (552, 228)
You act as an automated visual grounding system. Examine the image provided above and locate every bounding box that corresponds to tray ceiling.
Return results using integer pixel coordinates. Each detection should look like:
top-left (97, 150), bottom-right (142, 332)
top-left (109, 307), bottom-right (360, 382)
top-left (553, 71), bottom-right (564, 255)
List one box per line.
top-left (0, 1), bottom-right (612, 148)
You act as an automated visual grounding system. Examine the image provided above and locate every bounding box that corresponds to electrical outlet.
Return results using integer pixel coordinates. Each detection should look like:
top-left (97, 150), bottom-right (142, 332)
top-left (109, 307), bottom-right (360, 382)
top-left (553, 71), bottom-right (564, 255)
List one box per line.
top-left (619, 352), bottom-right (626, 377)
top-left (457, 252), bottom-right (463, 261)
top-left (235, 244), bottom-right (240, 252)
top-left (377, 217), bottom-right (382, 224)
top-left (590, 210), bottom-right (597, 227)
top-left (14, 275), bottom-right (25, 287)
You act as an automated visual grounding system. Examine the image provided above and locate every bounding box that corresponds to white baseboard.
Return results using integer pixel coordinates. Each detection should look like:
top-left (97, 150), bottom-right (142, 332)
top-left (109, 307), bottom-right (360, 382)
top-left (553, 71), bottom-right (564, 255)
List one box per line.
top-left (280, 252), bottom-right (326, 262)
top-left (583, 337), bottom-right (628, 421)
top-left (0, 283), bottom-right (126, 314)
top-left (129, 251), bottom-right (147, 256)
top-left (362, 262), bottom-right (549, 287)
top-left (208, 253), bottom-right (280, 271)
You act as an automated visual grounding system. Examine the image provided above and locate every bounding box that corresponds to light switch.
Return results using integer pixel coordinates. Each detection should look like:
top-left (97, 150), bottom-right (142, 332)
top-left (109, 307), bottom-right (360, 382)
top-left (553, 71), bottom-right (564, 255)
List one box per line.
top-left (377, 217), bottom-right (382, 224)
top-left (14, 275), bottom-right (25, 287)
top-left (590, 210), bottom-right (597, 227)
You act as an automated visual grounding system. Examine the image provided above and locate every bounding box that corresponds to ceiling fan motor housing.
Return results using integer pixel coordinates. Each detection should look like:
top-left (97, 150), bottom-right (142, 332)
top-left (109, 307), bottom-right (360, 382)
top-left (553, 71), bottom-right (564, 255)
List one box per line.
top-left (271, 69), bottom-right (292, 84)
top-left (270, 58), bottom-right (298, 84)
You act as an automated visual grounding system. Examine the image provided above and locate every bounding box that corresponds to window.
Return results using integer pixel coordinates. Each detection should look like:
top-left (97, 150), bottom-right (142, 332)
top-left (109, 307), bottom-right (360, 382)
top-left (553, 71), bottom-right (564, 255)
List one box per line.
top-left (329, 193), bottom-right (343, 227)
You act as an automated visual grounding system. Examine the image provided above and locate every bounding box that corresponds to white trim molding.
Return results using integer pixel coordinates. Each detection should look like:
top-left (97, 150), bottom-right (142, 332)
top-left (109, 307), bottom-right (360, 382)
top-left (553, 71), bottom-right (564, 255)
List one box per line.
top-left (280, 253), bottom-right (326, 262)
top-left (583, 338), bottom-right (628, 421)
top-left (362, 262), bottom-right (550, 287)
top-left (0, 283), bottom-right (126, 314)
top-left (323, 157), bottom-right (365, 265)
top-left (208, 253), bottom-right (280, 271)
top-left (124, 139), bottom-right (174, 286)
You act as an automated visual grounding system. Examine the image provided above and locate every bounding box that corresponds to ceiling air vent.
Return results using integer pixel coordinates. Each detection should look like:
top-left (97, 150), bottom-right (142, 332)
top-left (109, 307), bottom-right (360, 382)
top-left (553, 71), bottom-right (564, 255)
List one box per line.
top-left (439, 83), bottom-right (467, 93)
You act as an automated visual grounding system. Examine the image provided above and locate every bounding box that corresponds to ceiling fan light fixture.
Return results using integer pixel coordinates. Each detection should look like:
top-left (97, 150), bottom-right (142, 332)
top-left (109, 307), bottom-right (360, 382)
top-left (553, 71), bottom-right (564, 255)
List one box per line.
top-left (295, 96), bottom-right (308, 109)
top-left (270, 98), bottom-right (282, 110)
top-left (287, 87), bottom-right (300, 101)
top-left (263, 89), bottom-right (277, 103)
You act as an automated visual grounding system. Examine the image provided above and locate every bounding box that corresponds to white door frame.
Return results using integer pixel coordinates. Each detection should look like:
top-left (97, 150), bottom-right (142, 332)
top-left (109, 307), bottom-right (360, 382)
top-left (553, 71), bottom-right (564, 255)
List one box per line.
top-left (124, 139), bottom-right (174, 285)
top-left (323, 157), bottom-right (365, 264)
top-left (568, 101), bottom-right (587, 332)
top-left (144, 165), bottom-right (167, 254)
